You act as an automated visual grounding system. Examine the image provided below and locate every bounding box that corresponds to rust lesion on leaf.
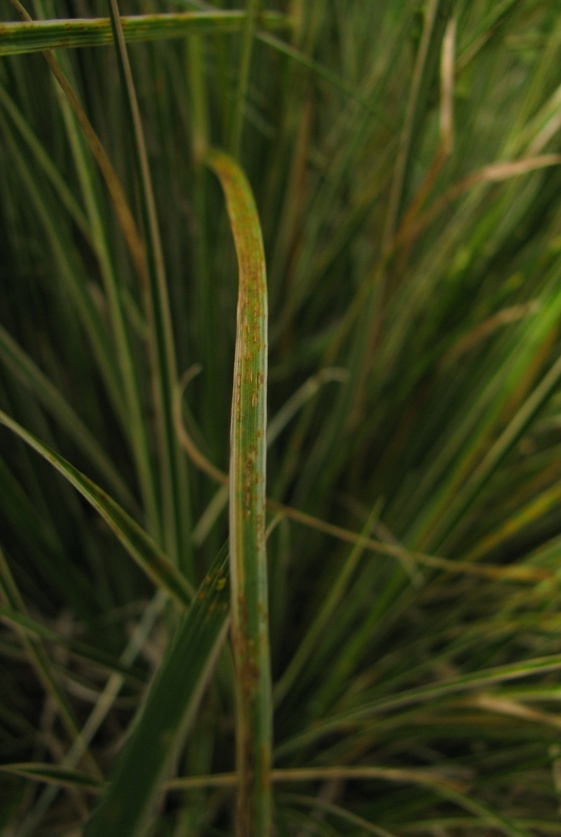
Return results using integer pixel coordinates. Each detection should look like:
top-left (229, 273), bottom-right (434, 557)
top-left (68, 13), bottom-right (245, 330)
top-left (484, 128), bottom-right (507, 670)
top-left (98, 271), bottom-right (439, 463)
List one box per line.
top-left (204, 146), bottom-right (271, 833)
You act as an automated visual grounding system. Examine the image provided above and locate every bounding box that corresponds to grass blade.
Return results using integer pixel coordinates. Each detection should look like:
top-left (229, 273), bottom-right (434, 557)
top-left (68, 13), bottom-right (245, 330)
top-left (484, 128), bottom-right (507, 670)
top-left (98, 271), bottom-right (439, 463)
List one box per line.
top-left (0, 764), bottom-right (100, 794)
top-left (276, 653), bottom-right (561, 759)
top-left (229, 0), bottom-right (259, 159)
top-left (108, 0), bottom-right (190, 571)
top-left (0, 324), bottom-right (136, 511)
top-left (383, 0), bottom-right (454, 246)
top-left (205, 147), bottom-right (272, 835)
top-left (0, 409), bottom-right (193, 608)
top-left (83, 544), bottom-right (229, 837)
top-left (0, 11), bottom-right (290, 57)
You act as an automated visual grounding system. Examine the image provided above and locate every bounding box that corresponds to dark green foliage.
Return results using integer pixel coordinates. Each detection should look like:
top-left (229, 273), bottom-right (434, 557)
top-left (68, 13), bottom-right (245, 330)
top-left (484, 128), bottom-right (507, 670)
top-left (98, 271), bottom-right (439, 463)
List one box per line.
top-left (2, 1), bottom-right (561, 834)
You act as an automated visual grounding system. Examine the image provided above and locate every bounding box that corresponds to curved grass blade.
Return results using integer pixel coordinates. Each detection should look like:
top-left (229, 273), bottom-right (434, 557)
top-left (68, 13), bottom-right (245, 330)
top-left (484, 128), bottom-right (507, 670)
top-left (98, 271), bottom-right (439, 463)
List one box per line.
top-left (0, 410), bottom-right (193, 608)
top-left (204, 148), bottom-right (272, 836)
top-left (83, 544), bottom-right (229, 837)
top-left (0, 11), bottom-right (290, 57)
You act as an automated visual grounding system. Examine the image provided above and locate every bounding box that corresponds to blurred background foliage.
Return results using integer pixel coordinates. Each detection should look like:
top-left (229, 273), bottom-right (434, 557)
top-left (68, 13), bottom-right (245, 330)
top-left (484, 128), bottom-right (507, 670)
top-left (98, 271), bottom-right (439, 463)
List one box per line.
top-left (2, 0), bottom-right (561, 834)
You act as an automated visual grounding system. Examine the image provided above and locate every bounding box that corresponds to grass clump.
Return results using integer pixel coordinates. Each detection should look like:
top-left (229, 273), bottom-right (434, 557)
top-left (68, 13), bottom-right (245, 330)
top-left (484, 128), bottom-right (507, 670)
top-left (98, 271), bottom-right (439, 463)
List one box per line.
top-left (2, 1), bottom-right (561, 834)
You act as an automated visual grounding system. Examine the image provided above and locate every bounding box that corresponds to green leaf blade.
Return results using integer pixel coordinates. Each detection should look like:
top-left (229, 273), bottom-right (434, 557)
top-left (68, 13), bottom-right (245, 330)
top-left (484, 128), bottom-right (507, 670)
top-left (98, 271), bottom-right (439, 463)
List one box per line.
top-left (205, 147), bottom-right (272, 836)
top-left (83, 545), bottom-right (229, 837)
top-left (0, 12), bottom-right (291, 57)
top-left (0, 410), bottom-right (193, 608)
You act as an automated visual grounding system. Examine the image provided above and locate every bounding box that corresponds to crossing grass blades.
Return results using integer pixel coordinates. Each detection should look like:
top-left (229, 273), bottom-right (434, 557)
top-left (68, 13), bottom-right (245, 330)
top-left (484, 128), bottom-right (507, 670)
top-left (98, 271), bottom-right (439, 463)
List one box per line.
top-left (3, 1), bottom-right (561, 834)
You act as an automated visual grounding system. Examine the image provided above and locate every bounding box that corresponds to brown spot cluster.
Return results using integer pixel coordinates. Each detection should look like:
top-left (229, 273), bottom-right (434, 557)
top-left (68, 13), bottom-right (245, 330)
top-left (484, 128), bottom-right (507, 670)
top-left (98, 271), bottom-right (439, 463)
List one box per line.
top-left (243, 448), bottom-right (257, 516)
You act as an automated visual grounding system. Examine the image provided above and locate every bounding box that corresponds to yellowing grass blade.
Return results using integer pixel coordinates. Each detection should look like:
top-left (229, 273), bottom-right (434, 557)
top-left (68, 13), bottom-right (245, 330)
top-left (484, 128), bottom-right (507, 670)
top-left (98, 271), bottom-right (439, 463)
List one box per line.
top-left (204, 148), bottom-right (272, 836)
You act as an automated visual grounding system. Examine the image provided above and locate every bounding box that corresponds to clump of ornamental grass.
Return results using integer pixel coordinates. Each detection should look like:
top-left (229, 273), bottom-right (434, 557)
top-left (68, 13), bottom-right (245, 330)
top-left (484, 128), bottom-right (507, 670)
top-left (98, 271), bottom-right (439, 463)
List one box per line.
top-left (2, 1), bottom-right (561, 835)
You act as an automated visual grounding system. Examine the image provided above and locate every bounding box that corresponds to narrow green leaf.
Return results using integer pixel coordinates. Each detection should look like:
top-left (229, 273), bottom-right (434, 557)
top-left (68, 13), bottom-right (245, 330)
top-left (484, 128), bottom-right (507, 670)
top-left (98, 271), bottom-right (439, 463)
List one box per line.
top-left (0, 324), bottom-right (137, 512)
top-left (0, 11), bottom-right (291, 57)
top-left (0, 410), bottom-right (193, 608)
top-left (0, 82), bottom-right (91, 241)
top-left (108, 0), bottom-right (190, 572)
top-left (276, 654), bottom-right (561, 759)
top-left (0, 111), bottom-right (128, 429)
top-left (435, 350), bottom-right (561, 552)
top-left (83, 544), bottom-right (229, 837)
top-left (383, 0), bottom-right (454, 245)
top-left (230, 0), bottom-right (259, 158)
top-left (0, 763), bottom-right (101, 793)
top-left (205, 148), bottom-right (272, 836)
